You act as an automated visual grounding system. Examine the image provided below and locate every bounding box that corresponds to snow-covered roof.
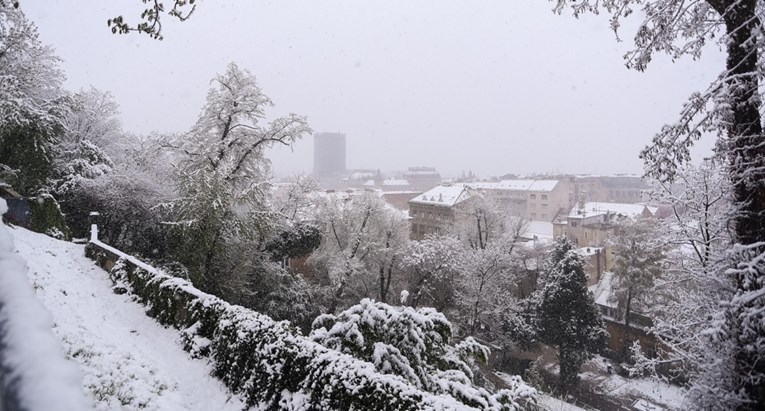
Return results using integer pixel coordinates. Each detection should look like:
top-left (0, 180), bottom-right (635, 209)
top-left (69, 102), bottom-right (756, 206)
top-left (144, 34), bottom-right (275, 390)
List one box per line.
top-left (363, 179), bottom-right (375, 186)
top-left (349, 171), bottom-right (375, 180)
top-left (403, 167), bottom-right (440, 177)
top-left (526, 220), bottom-right (553, 240)
top-left (525, 180), bottom-right (560, 191)
top-left (589, 271), bottom-right (615, 308)
top-left (409, 184), bottom-right (479, 207)
top-left (569, 202), bottom-right (656, 219)
top-left (471, 179), bottom-right (559, 192)
top-left (381, 190), bottom-right (421, 195)
top-left (383, 179), bottom-right (410, 186)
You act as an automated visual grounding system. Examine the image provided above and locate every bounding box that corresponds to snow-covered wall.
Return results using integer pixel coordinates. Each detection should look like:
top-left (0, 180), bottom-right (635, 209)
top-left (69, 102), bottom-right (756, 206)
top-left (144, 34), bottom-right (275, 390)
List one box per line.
top-left (0, 199), bottom-right (89, 411)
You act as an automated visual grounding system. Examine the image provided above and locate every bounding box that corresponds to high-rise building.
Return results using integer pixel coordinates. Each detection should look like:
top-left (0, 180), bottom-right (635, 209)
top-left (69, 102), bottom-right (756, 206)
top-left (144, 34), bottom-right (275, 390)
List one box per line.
top-left (313, 132), bottom-right (346, 176)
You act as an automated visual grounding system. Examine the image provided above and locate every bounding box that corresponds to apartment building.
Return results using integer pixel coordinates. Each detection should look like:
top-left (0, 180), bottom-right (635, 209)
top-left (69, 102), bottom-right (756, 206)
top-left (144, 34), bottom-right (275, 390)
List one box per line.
top-left (574, 175), bottom-right (648, 204)
top-left (471, 178), bottom-right (574, 222)
top-left (408, 184), bottom-right (480, 240)
top-left (553, 202), bottom-right (657, 247)
top-left (403, 167), bottom-right (442, 192)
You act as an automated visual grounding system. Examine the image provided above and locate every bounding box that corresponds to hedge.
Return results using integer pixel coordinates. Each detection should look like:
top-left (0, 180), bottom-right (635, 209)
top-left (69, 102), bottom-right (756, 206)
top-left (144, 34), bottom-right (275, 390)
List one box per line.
top-left (85, 240), bottom-right (479, 410)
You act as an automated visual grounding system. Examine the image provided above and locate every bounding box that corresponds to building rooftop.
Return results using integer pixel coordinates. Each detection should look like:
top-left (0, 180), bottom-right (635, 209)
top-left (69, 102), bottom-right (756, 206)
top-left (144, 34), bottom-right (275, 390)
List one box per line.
top-left (409, 184), bottom-right (478, 207)
top-left (472, 179), bottom-right (560, 192)
top-left (526, 220), bottom-right (554, 240)
top-left (589, 271), bottom-right (615, 308)
top-left (383, 179), bottom-right (410, 186)
top-left (404, 167), bottom-right (440, 177)
top-left (568, 202), bottom-right (657, 219)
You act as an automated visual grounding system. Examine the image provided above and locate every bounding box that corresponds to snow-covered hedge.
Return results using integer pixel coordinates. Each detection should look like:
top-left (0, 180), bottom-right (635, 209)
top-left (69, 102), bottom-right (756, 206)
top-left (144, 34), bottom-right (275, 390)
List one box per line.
top-left (0, 199), bottom-right (88, 411)
top-left (310, 299), bottom-right (536, 410)
top-left (86, 241), bottom-right (528, 410)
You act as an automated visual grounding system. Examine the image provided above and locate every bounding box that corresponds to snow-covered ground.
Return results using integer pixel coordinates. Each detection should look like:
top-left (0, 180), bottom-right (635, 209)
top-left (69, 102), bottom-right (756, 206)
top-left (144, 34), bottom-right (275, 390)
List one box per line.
top-left (582, 356), bottom-right (688, 410)
top-left (495, 372), bottom-right (589, 411)
top-left (10, 226), bottom-right (247, 411)
top-left (497, 350), bottom-right (688, 411)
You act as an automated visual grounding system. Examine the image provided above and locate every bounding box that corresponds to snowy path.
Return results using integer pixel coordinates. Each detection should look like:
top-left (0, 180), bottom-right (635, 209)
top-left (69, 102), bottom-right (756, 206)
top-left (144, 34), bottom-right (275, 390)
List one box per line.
top-left (10, 227), bottom-right (247, 411)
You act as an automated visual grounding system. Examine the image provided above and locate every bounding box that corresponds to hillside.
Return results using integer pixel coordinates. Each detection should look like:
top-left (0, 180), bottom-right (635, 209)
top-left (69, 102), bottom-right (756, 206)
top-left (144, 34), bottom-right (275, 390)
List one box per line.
top-left (9, 226), bottom-right (247, 410)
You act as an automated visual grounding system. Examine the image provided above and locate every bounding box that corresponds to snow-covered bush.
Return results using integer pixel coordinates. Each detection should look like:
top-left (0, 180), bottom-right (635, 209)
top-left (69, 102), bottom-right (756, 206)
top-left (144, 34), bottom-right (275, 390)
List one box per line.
top-left (28, 193), bottom-right (69, 240)
top-left (310, 299), bottom-right (537, 410)
top-left (87, 242), bottom-right (538, 410)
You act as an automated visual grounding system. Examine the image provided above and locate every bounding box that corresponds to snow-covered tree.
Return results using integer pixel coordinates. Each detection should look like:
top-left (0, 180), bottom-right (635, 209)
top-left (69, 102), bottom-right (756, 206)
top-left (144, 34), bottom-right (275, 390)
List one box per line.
top-left (609, 218), bottom-right (666, 358)
top-left (399, 234), bottom-right (462, 310)
top-left (264, 222), bottom-right (321, 263)
top-left (52, 87), bottom-right (122, 195)
top-left (164, 62), bottom-right (310, 297)
top-left (68, 133), bottom-right (173, 254)
top-left (0, 5), bottom-right (69, 194)
top-left (630, 162), bottom-right (737, 397)
top-left (450, 197), bottom-right (528, 251)
top-left (534, 236), bottom-right (607, 388)
top-left (454, 240), bottom-right (518, 338)
top-left (273, 174), bottom-right (319, 222)
top-left (308, 192), bottom-right (409, 312)
top-left (310, 299), bottom-right (537, 410)
top-left (553, 1), bottom-right (765, 406)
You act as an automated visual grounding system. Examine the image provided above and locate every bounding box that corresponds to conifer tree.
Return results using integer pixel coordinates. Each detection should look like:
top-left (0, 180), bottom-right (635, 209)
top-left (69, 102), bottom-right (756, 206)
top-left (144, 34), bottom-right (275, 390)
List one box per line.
top-left (535, 237), bottom-right (607, 388)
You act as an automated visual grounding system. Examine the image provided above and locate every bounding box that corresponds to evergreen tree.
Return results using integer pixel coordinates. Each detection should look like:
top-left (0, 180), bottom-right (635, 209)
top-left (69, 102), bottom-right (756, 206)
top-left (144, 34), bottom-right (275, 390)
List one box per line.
top-left (535, 237), bottom-right (607, 389)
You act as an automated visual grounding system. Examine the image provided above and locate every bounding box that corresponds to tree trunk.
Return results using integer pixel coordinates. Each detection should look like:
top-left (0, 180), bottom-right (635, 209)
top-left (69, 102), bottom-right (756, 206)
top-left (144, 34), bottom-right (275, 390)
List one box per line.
top-left (723, 0), bottom-right (765, 245)
top-left (470, 279), bottom-right (485, 334)
top-left (722, 2), bottom-right (765, 408)
top-left (622, 290), bottom-right (633, 361)
top-left (378, 265), bottom-right (387, 303)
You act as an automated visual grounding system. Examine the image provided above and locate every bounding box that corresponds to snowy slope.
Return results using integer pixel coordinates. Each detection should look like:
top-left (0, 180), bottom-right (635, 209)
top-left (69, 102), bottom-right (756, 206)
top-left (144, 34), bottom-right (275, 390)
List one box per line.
top-left (10, 226), bottom-right (247, 411)
top-left (0, 201), bottom-right (89, 411)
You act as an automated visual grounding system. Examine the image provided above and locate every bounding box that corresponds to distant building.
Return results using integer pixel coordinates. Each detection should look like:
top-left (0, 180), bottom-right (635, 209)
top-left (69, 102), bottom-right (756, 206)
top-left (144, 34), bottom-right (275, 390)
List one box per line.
top-left (471, 178), bottom-right (574, 222)
top-left (313, 132), bottom-right (347, 176)
top-left (553, 202), bottom-right (657, 248)
top-left (381, 191), bottom-right (422, 211)
top-left (553, 201), bottom-right (658, 273)
top-left (403, 167), bottom-right (442, 192)
top-left (574, 175), bottom-right (647, 204)
top-left (408, 184), bottom-right (481, 240)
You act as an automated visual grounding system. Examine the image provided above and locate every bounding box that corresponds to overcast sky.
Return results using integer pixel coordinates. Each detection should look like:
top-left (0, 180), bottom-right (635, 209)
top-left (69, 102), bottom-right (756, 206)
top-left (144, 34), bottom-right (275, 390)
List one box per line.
top-left (22, 0), bottom-right (724, 178)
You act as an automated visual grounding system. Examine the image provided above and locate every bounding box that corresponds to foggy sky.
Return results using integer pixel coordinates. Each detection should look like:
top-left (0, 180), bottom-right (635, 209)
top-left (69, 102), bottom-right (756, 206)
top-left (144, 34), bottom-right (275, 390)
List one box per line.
top-left (22, 0), bottom-right (724, 178)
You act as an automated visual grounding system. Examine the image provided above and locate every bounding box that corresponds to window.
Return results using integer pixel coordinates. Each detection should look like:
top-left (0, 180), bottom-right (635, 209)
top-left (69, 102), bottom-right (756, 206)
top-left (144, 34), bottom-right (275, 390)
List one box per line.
top-left (531, 213), bottom-right (537, 218)
top-left (541, 194), bottom-right (548, 200)
top-left (530, 194), bottom-right (536, 199)
top-left (542, 203), bottom-right (548, 208)
top-left (571, 221), bottom-right (578, 227)
top-left (541, 213), bottom-right (547, 219)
